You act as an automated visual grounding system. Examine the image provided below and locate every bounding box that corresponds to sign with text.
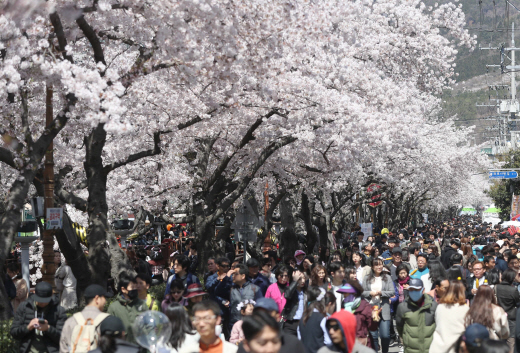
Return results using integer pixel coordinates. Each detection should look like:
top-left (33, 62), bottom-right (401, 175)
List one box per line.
top-left (489, 171), bottom-right (518, 179)
top-left (360, 223), bottom-right (373, 241)
top-left (46, 208), bottom-right (63, 229)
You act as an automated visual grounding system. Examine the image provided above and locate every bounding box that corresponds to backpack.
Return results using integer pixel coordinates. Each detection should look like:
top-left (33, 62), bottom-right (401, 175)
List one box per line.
top-left (70, 312), bottom-right (110, 353)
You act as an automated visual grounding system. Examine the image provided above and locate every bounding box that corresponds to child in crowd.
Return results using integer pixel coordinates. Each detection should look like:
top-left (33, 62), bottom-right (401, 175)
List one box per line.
top-left (229, 299), bottom-right (255, 345)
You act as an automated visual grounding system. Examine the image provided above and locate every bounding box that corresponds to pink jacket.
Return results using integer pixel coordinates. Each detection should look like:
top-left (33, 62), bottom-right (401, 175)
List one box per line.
top-left (265, 282), bottom-right (286, 313)
top-left (230, 320), bottom-right (244, 344)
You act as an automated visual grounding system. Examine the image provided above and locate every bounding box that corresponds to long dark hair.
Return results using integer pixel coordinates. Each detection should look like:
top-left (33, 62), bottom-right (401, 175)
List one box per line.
top-left (367, 258), bottom-right (390, 283)
top-left (164, 303), bottom-right (196, 349)
top-left (302, 286), bottom-right (325, 324)
top-left (427, 260), bottom-right (447, 282)
top-left (465, 285), bottom-right (496, 330)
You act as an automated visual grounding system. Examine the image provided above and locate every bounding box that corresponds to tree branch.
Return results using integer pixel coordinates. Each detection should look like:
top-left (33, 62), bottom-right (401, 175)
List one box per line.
top-left (19, 89), bottom-right (33, 148)
top-left (54, 166), bottom-right (88, 212)
top-left (210, 135), bottom-right (297, 224)
top-left (49, 12), bottom-right (74, 63)
top-left (104, 132), bottom-right (161, 174)
top-left (76, 15), bottom-right (106, 66)
top-left (203, 109), bottom-right (282, 191)
top-left (0, 147), bottom-right (16, 169)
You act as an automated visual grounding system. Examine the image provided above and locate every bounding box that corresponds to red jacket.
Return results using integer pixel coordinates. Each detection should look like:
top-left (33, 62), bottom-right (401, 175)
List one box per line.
top-left (328, 310), bottom-right (357, 353)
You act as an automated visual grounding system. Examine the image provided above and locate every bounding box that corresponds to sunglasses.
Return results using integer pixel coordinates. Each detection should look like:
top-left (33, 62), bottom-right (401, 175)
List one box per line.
top-left (327, 324), bottom-right (341, 332)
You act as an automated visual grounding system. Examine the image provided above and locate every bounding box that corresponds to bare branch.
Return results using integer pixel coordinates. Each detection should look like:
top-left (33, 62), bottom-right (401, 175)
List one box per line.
top-left (49, 12), bottom-right (74, 63)
top-left (76, 15), bottom-right (106, 66)
top-left (104, 132), bottom-right (161, 174)
top-left (19, 89), bottom-right (33, 148)
top-left (55, 166), bottom-right (88, 212)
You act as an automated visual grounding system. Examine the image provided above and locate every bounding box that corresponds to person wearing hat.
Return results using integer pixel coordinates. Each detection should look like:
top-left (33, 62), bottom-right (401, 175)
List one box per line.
top-left (453, 323), bottom-right (489, 353)
top-left (395, 278), bottom-right (438, 353)
top-left (338, 281), bottom-right (373, 347)
top-left (59, 284), bottom-right (111, 353)
top-left (235, 298), bottom-right (305, 353)
top-left (107, 274), bottom-right (147, 345)
top-left (319, 310), bottom-right (376, 353)
top-left (87, 315), bottom-right (142, 353)
top-left (10, 281), bottom-right (68, 353)
top-left (295, 250), bottom-right (306, 266)
top-left (184, 283), bottom-right (206, 316)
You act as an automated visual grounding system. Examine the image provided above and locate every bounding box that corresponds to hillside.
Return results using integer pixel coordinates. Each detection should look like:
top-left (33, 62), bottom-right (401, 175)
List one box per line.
top-left (434, 0), bottom-right (520, 144)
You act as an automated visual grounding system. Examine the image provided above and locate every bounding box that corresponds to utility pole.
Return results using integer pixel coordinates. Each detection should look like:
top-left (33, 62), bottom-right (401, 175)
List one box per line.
top-left (42, 85), bottom-right (56, 287)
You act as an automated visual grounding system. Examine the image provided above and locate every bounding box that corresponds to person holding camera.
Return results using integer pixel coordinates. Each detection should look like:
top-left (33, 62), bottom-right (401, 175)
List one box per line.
top-left (10, 281), bottom-right (67, 353)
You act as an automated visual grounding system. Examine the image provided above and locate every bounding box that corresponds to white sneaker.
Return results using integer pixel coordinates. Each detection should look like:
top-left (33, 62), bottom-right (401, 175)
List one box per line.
top-left (399, 346), bottom-right (404, 353)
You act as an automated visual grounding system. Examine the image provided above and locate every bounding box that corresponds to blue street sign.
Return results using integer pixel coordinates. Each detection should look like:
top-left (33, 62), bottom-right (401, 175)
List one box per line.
top-left (489, 171), bottom-right (519, 179)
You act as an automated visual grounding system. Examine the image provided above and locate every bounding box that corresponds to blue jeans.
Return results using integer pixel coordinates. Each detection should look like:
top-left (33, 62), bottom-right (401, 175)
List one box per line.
top-left (370, 318), bottom-right (391, 353)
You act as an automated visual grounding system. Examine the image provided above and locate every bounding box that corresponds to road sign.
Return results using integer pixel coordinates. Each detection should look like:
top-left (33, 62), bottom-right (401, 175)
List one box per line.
top-left (46, 208), bottom-right (63, 229)
top-left (231, 200), bottom-right (262, 242)
top-left (489, 171), bottom-right (519, 179)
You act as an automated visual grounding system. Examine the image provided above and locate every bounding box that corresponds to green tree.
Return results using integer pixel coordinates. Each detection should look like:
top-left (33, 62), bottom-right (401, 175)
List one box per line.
top-left (486, 150), bottom-right (520, 220)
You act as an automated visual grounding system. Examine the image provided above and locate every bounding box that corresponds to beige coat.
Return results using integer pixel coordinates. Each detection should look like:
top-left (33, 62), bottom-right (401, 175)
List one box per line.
top-left (488, 304), bottom-right (510, 340)
top-left (429, 303), bottom-right (469, 353)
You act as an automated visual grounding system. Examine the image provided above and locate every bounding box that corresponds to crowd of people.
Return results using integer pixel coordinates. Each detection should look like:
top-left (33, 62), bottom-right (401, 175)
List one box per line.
top-left (6, 216), bottom-right (520, 353)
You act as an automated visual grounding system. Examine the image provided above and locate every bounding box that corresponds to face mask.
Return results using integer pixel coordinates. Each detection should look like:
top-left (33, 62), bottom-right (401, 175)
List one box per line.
top-left (126, 289), bottom-right (138, 300)
top-left (409, 290), bottom-right (423, 302)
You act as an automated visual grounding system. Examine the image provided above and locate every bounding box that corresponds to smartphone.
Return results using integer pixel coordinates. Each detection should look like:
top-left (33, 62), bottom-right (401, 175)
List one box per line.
top-left (38, 319), bottom-right (45, 325)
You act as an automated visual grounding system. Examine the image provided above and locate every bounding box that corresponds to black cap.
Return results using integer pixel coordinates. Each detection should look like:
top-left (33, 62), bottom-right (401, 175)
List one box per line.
top-left (246, 258), bottom-right (260, 267)
top-left (33, 282), bottom-right (53, 303)
top-left (392, 247), bottom-right (402, 254)
top-left (84, 284), bottom-right (112, 299)
top-left (99, 316), bottom-right (125, 336)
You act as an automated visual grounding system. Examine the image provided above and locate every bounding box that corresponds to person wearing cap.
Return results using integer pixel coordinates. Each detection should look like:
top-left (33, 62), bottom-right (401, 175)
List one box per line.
top-left (318, 310), bottom-right (376, 353)
top-left (453, 323), bottom-right (489, 353)
top-left (87, 315), bottom-right (142, 353)
top-left (339, 281), bottom-right (372, 347)
top-left (295, 250), bottom-right (306, 266)
top-left (246, 258), bottom-right (269, 296)
top-left (59, 284), bottom-right (111, 353)
top-left (10, 281), bottom-right (68, 353)
top-left (395, 278), bottom-right (438, 353)
top-left (381, 238), bottom-right (398, 266)
top-left (235, 298), bottom-right (305, 353)
top-left (389, 247), bottom-right (410, 282)
top-left (184, 283), bottom-right (206, 316)
top-left (107, 274), bottom-right (147, 345)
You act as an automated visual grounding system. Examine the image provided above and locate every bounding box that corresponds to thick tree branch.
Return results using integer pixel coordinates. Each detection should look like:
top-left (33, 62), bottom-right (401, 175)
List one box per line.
top-left (55, 166), bottom-right (88, 212)
top-left (210, 135), bottom-right (297, 224)
top-left (19, 89), bottom-right (33, 148)
top-left (204, 109), bottom-right (282, 191)
top-left (76, 15), bottom-right (106, 66)
top-left (104, 132), bottom-right (161, 174)
top-left (49, 12), bottom-right (74, 63)
top-left (0, 147), bottom-right (16, 169)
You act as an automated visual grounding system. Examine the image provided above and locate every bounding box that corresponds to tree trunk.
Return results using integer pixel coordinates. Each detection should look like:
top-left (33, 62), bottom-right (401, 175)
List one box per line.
top-left (279, 191), bottom-right (300, 261)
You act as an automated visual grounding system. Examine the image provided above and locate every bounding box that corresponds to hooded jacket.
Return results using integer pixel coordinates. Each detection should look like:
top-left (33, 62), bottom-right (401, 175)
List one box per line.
top-left (395, 293), bottom-right (437, 353)
top-left (107, 293), bottom-right (147, 344)
top-left (10, 295), bottom-right (68, 353)
top-left (317, 310), bottom-right (375, 353)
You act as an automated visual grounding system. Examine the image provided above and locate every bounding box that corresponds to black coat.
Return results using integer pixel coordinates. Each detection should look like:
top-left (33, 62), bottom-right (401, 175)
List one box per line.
top-left (283, 281), bottom-right (307, 320)
top-left (440, 246), bottom-right (457, 269)
top-left (10, 295), bottom-right (67, 353)
top-left (496, 282), bottom-right (520, 329)
top-left (88, 338), bottom-right (145, 353)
